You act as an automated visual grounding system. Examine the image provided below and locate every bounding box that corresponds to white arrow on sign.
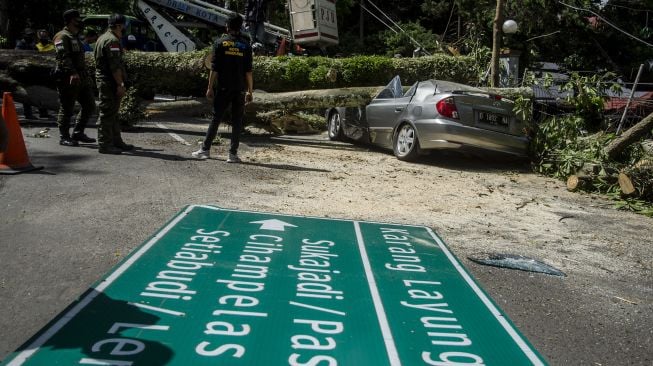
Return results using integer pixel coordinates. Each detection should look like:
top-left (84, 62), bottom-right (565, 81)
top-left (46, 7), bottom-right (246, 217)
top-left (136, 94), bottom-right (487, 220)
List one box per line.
top-left (250, 219), bottom-right (298, 231)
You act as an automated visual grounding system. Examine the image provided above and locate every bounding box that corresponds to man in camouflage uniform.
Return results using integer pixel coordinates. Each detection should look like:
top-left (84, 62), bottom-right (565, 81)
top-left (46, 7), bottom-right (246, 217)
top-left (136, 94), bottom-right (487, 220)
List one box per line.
top-left (53, 9), bottom-right (96, 146)
top-left (93, 14), bottom-right (132, 155)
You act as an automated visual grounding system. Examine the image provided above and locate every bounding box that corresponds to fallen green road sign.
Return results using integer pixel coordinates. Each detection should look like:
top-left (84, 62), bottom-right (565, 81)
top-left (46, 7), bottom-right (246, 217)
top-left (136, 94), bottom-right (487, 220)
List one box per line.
top-left (2, 205), bottom-right (548, 365)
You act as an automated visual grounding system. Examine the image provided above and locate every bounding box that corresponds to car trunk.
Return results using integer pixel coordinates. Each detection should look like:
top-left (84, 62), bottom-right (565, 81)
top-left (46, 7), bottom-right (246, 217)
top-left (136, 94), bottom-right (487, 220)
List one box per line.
top-left (453, 93), bottom-right (524, 137)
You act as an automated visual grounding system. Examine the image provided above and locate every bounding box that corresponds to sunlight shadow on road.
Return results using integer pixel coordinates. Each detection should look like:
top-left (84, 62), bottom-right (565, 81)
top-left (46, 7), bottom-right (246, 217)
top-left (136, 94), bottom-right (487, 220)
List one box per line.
top-left (241, 161), bottom-right (331, 172)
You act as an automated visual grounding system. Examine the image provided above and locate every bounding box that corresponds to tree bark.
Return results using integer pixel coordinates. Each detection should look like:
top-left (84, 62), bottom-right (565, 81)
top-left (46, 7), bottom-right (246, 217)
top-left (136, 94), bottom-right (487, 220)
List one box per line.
top-left (146, 87), bottom-right (383, 116)
top-left (248, 87), bottom-right (382, 112)
top-left (604, 112), bottom-right (653, 160)
top-left (490, 0), bottom-right (505, 88)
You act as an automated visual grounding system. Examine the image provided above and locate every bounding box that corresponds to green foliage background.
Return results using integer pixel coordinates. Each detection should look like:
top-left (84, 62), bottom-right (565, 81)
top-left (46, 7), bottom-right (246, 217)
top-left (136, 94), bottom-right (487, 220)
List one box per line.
top-left (102, 52), bottom-right (478, 96)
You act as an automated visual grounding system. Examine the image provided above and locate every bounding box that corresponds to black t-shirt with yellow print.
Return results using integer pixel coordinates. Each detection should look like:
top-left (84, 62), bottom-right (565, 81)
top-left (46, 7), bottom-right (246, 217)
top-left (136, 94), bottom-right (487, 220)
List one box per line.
top-left (211, 32), bottom-right (253, 92)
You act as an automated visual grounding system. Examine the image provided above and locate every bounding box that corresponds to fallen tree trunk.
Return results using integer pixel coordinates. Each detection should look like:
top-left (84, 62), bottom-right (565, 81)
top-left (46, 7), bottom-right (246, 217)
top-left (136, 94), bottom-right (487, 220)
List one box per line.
top-left (248, 87), bottom-right (382, 112)
top-left (604, 112), bottom-right (653, 160)
top-left (145, 87), bottom-right (383, 133)
top-left (146, 87), bottom-right (382, 115)
top-left (0, 50), bottom-right (56, 87)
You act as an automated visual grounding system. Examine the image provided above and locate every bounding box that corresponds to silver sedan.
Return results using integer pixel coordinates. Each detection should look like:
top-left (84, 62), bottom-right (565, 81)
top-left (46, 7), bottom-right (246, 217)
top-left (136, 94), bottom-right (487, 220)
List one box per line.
top-left (325, 76), bottom-right (529, 161)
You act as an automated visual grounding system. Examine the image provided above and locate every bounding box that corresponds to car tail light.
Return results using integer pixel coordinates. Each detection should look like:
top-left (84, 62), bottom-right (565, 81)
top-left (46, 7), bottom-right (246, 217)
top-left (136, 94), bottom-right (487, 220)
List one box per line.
top-left (492, 94), bottom-right (502, 101)
top-left (436, 97), bottom-right (459, 119)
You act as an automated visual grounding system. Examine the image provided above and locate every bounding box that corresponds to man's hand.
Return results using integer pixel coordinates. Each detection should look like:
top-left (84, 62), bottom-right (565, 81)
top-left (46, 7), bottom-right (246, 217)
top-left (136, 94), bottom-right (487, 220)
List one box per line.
top-left (206, 88), bottom-right (214, 100)
top-left (245, 92), bottom-right (253, 104)
top-left (69, 74), bottom-right (80, 85)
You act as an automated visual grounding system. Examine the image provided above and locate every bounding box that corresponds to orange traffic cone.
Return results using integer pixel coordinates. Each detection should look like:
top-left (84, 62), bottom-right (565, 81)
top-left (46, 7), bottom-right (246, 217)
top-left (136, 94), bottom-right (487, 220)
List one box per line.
top-left (0, 92), bottom-right (43, 174)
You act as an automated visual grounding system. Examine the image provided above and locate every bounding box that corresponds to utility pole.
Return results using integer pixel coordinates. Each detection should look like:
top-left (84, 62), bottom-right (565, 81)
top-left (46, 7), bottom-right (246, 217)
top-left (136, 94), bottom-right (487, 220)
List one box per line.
top-left (360, 0), bottom-right (365, 42)
top-left (490, 0), bottom-right (505, 87)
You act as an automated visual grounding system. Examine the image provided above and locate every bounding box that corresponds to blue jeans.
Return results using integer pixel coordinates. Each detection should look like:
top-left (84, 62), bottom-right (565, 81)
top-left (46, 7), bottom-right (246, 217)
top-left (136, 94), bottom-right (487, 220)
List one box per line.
top-left (202, 88), bottom-right (245, 155)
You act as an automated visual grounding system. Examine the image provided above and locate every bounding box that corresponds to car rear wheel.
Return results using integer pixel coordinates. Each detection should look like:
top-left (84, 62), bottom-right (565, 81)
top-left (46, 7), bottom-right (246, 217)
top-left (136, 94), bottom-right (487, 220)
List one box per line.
top-left (327, 110), bottom-right (343, 141)
top-left (393, 123), bottom-right (421, 161)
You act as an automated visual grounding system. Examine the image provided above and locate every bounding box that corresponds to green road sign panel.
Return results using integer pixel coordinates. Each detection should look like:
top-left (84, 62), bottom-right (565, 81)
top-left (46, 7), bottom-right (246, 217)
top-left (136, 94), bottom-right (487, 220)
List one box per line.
top-left (2, 205), bottom-right (548, 365)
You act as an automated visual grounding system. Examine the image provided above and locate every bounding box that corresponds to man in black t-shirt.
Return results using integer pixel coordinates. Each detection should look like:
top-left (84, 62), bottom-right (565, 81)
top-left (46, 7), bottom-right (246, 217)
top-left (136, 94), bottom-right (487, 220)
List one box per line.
top-left (192, 14), bottom-right (253, 163)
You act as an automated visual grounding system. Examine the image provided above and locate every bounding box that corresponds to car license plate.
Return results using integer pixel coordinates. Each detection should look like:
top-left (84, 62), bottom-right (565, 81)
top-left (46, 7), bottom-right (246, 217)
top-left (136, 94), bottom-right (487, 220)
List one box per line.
top-left (478, 111), bottom-right (509, 127)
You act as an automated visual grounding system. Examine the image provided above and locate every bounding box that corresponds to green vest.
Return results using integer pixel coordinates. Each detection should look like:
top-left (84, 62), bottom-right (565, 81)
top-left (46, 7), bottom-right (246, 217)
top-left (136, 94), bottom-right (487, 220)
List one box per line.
top-left (94, 30), bottom-right (125, 81)
top-left (53, 27), bottom-right (86, 77)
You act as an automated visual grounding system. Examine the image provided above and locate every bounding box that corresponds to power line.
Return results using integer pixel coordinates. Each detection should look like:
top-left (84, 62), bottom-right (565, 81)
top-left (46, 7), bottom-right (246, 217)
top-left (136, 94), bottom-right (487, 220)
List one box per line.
top-left (360, 4), bottom-right (397, 34)
top-left (364, 0), bottom-right (431, 55)
top-left (558, 0), bottom-right (653, 47)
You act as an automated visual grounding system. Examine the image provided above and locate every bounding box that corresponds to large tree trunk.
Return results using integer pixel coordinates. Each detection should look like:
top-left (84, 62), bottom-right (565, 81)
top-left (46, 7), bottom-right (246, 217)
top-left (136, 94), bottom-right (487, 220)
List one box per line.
top-left (249, 87), bottom-right (382, 112)
top-left (146, 87), bottom-right (383, 117)
top-left (604, 112), bottom-right (653, 160)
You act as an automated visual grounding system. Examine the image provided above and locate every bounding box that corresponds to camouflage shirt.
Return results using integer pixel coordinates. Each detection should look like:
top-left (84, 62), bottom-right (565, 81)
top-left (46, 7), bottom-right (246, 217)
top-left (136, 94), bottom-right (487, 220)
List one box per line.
top-left (94, 30), bottom-right (125, 83)
top-left (53, 27), bottom-right (86, 77)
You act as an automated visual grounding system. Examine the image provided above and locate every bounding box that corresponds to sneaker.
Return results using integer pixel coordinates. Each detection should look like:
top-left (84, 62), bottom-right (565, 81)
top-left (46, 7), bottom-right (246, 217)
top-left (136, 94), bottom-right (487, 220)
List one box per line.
top-left (226, 153), bottom-right (242, 163)
top-left (192, 148), bottom-right (210, 159)
top-left (59, 138), bottom-right (79, 147)
top-left (72, 133), bottom-right (97, 143)
top-left (98, 146), bottom-right (123, 155)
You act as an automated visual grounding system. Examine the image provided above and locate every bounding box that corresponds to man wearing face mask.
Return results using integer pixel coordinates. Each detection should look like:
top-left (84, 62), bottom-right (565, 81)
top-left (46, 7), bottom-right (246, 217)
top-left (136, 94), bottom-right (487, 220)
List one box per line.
top-left (94, 14), bottom-right (132, 155)
top-left (53, 9), bottom-right (97, 146)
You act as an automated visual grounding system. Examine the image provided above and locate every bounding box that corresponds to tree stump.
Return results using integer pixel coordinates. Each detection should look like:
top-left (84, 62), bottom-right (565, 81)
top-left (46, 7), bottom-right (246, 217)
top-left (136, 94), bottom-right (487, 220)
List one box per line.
top-left (618, 172), bottom-right (637, 196)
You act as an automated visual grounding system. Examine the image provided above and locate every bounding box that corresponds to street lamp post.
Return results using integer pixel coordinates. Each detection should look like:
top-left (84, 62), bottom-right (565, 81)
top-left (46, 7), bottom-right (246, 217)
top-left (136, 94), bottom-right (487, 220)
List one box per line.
top-left (490, 1), bottom-right (518, 87)
top-left (490, 0), bottom-right (506, 88)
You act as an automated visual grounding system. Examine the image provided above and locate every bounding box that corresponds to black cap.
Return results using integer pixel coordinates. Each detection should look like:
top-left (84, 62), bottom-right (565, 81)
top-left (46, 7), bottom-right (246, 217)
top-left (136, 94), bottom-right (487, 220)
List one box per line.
top-left (227, 14), bottom-right (243, 31)
top-left (108, 14), bottom-right (126, 26)
top-left (63, 9), bottom-right (81, 23)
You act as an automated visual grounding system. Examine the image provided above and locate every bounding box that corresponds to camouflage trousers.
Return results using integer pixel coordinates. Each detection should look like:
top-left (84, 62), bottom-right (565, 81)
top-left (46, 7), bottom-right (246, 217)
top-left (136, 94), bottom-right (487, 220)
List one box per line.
top-left (96, 80), bottom-right (124, 148)
top-left (56, 78), bottom-right (95, 138)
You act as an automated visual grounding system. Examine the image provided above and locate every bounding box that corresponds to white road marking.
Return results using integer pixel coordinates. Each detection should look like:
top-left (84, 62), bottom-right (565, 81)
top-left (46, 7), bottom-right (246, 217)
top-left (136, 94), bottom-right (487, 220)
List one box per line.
top-left (6, 206), bottom-right (196, 366)
top-left (354, 221), bottom-right (401, 366)
top-left (425, 227), bottom-right (546, 366)
top-left (156, 122), bottom-right (191, 145)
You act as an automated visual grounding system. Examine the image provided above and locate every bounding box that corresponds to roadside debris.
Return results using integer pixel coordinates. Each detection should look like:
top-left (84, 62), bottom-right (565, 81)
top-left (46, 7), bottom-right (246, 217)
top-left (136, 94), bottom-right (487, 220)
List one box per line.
top-left (468, 253), bottom-right (566, 277)
top-left (613, 296), bottom-right (638, 305)
top-left (32, 128), bottom-right (50, 138)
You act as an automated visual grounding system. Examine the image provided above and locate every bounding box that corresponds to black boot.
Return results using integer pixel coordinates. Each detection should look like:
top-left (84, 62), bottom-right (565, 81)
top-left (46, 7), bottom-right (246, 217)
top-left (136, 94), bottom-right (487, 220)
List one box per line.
top-left (72, 132), bottom-right (96, 143)
top-left (115, 141), bottom-right (134, 151)
top-left (59, 134), bottom-right (79, 146)
top-left (98, 146), bottom-right (123, 155)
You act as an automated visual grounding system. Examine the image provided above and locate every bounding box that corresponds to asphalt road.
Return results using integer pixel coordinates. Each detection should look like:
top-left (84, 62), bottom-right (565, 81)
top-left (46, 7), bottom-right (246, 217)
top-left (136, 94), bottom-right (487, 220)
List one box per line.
top-left (1, 114), bottom-right (651, 366)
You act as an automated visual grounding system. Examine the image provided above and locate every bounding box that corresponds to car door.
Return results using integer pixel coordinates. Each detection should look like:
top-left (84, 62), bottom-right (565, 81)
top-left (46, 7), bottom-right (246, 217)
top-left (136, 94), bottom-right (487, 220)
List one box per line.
top-left (366, 77), bottom-right (412, 149)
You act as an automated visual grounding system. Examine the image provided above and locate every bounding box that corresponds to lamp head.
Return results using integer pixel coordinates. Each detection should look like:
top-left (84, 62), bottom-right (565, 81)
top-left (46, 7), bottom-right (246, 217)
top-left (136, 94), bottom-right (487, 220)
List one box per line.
top-left (503, 19), bottom-right (518, 34)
